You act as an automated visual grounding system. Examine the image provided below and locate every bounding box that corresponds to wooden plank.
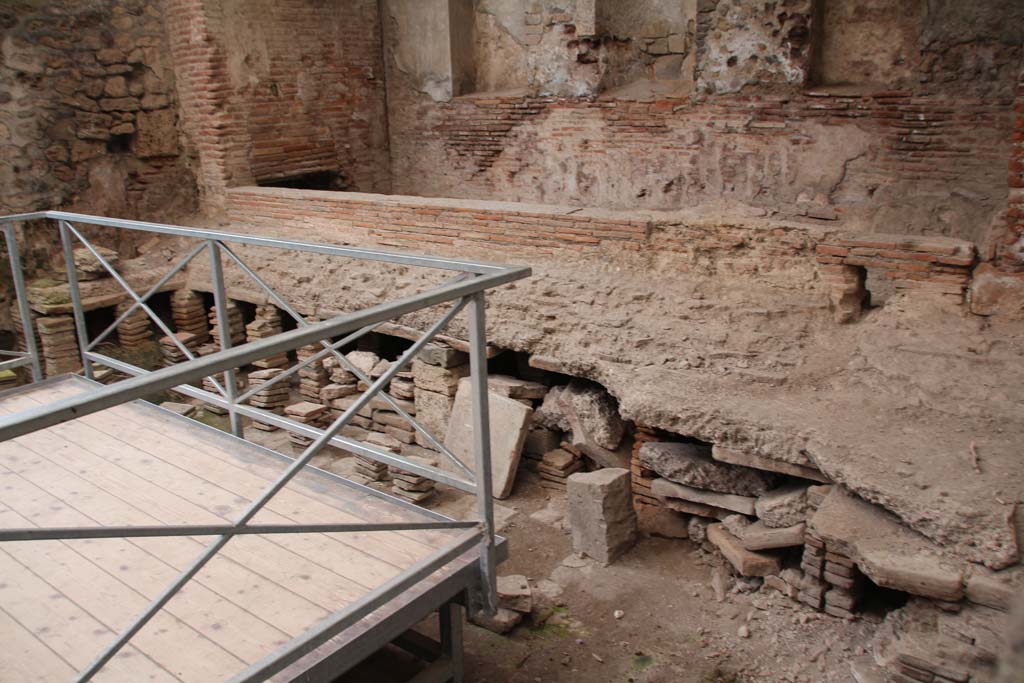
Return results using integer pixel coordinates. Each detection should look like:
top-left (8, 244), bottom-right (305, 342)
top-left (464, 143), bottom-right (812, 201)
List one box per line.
top-left (0, 606), bottom-right (78, 682)
top-left (0, 549), bottom-right (180, 682)
top-left (14, 380), bottom-right (453, 555)
top-left (0, 467), bottom-right (323, 645)
top-left (0, 446), bottom-right (369, 615)
top-left (0, 507), bottom-right (248, 682)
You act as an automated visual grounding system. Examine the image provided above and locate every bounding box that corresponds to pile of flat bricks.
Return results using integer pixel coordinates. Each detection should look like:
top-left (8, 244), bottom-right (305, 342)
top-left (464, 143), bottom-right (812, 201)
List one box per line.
top-left (799, 530), bottom-right (864, 619)
top-left (208, 302), bottom-right (245, 347)
top-left (246, 304), bottom-right (289, 369)
top-left (629, 425), bottom-right (662, 508)
top-left (246, 367), bottom-right (290, 431)
top-left (354, 453), bottom-right (389, 482)
top-left (170, 290), bottom-right (209, 342)
top-left (159, 331), bottom-right (200, 366)
top-left (537, 446), bottom-right (583, 491)
top-left (389, 454), bottom-right (437, 504)
top-left (38, 315), bottom-right (80, 376)
top-left (115, 302), bottom-right (152, 348)
top-left (296, 324), bottom-right (329, 401)
top-left (283, 401), bottom-right (328, 451)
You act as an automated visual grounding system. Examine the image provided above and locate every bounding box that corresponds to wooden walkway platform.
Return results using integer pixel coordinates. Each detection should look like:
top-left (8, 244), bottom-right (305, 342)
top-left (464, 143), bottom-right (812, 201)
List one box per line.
top-left (0, 376), bottom-right (488, 682)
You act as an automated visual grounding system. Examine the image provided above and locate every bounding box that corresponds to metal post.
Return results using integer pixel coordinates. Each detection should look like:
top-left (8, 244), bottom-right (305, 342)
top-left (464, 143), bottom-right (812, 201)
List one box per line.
top-left (440, 601), bottom-right (464, 683)
top-left (467, 291), bottom-right (496, 614)
top-left (58, 221), bottom-right (93, 380)
top-left (3, 224), bottom-right (42, 382)
top-left (207, 240), bottom-right (242, 437)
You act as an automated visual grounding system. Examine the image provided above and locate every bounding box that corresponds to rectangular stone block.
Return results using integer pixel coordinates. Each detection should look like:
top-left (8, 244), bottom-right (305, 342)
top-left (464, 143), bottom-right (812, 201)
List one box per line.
top-left (567, 468), bottom-right (637, 566)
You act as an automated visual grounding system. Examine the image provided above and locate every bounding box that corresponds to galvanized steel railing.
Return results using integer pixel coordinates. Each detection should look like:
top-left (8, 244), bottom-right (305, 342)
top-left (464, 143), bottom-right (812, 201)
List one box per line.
top-left (0, 210), bottom-right (530, 683)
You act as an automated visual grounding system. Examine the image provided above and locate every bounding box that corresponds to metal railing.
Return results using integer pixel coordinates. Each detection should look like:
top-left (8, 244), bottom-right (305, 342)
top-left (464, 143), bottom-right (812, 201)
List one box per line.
top-left (0, 210), bottom-right (531, 683)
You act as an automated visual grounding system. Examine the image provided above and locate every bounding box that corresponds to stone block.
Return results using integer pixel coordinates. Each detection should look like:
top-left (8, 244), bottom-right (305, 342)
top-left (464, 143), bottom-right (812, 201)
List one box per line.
top-left (707, 524), bottom-right (782, 577)
top-left (651, 477), bottom-right (756, 516)
top-left (496, 575), bottom-right (532, 613)
top-left (135, 108), bottom-right (177, 157)
top-left (755, 483), bottom-right (810, 528)
top-left (412, 359), bottom-right (469, 395)
top-left (559, 380), bottom-right (625, 450)
top-left (419, 343), bottom-right (467, 368)
top-left (486, 374), bottom-right (548, 399)
top-left (641, 442), bottom-right (777, 496)
top-left (470, 607), bottom-right (522, 634)
top-left (567, 468), bottom-right (637, 565)
top-left (444, 378), bottom-right (532, 499)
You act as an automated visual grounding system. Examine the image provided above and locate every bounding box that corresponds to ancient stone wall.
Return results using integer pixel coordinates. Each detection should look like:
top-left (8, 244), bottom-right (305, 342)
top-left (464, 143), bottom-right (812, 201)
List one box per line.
top-left (166, 0), bottom-right (390, 208)
top-left (0, 0), bottom-right (195, 218)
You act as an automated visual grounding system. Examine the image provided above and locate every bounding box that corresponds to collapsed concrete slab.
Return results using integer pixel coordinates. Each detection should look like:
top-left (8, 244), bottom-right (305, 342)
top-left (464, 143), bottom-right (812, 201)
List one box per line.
top-left (809, 487), bottom-right (965, 601)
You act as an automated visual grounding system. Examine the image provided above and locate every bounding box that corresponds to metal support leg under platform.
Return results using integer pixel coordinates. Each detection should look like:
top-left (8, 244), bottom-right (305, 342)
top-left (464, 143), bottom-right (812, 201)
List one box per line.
top-left (397, 601), bottom-right (464, 683)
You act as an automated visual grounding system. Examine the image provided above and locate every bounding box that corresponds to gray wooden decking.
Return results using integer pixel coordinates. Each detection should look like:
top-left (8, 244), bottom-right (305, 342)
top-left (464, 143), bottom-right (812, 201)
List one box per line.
top-left (0, 376), bottom-right (479, 683)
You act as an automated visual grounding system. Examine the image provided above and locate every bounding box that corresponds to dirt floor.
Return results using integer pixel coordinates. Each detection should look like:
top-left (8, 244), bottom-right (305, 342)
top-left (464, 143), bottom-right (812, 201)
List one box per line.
top-left (198, 415), bottom-right (883, 683)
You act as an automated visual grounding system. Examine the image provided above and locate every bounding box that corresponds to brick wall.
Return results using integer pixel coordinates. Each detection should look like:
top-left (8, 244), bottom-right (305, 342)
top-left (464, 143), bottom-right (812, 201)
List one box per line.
top-left (165, 0), bottom-right (389, 209)
top-left (388, 89), bottom-right (1013, 247)
top-left (225, 186), bottom-right (649, 254)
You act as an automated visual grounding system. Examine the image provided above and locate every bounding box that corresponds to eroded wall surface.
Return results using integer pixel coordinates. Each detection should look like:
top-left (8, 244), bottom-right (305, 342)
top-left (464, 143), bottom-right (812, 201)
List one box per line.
top-left (0, 0), bottom-right (195, 219)
top-left (383, 0), bottom-right (1022, 257)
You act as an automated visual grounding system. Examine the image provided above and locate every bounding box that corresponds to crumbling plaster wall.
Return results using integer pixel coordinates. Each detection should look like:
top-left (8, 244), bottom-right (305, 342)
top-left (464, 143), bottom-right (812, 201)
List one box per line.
top-left (384, 0), bottom-right (1020, 252)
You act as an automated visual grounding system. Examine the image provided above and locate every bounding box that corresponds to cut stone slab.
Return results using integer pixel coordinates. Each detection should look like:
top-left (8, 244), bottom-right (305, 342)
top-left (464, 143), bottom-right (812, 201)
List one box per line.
top-left (558, 379), bottom-right (624, 450)
top-left (707, 523), bottom-right (782, 577)
top-left (650, 477), bottom-right (756, 516)
top-left (496, 575), bottom-right (533, 613)
top-left (755, 483), bottom-right (810, 528)
top-left (740, 520), bottom-right (806, 551)
top-left (711, 444), bottom-right (829, 483)
top-left (160, 401), bottom-right (195, 417)
top-left (641, 442), bottom-right (777, 496)
top-left (809, 487), bottom-right (965, 601)
top-left (413, 388), bottom-right (453, 450)
top-left (567, 468), bottom-right (637, 566)
top-left (486, 374), bottom-right (548, 399)
top-left (443, 377), bottom-right (532, 499)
